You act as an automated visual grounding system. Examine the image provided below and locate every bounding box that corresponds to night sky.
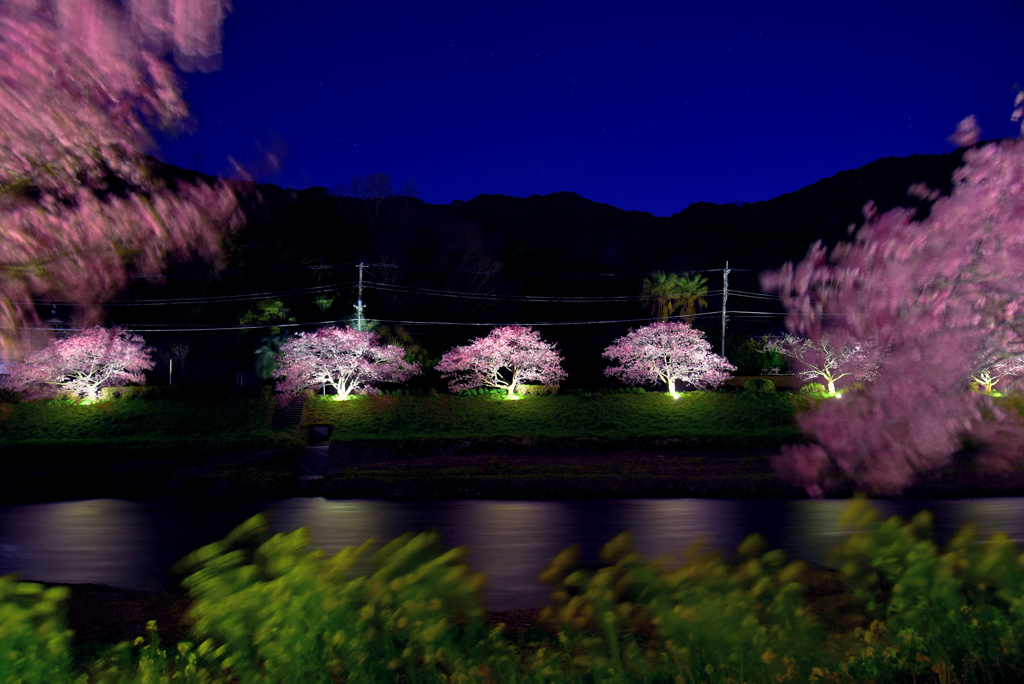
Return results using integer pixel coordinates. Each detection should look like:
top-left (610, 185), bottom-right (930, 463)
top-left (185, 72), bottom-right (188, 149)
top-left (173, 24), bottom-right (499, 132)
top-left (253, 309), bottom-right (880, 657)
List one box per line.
top-left (156, 1), bottom-right (1024, 218)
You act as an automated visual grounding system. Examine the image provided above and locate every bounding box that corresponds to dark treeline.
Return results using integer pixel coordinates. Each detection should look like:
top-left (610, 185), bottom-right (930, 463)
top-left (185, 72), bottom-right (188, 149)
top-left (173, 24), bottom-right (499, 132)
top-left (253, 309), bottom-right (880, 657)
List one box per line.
top-left (84, 148), bottom-right (968, 389)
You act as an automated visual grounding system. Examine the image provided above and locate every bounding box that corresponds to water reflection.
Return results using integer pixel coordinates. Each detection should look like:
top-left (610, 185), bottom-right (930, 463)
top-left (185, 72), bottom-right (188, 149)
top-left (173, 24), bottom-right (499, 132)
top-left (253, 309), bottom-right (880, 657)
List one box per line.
top-left (0, 499), bottom-right (264, 590)
top-left (3, 497), bottom-right (1024, 610)
top-left (0, 500), bottom-right (155, 588)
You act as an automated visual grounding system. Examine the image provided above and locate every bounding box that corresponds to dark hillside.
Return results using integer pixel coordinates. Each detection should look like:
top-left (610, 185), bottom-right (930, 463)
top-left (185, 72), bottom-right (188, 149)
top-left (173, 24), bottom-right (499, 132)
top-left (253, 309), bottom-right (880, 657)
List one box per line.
top-left (101, 148), bottom-right (973, 387)
top-left (657, 149), bottom-right (969, 272)
top-left (448, 191), bottom-right (660, 274)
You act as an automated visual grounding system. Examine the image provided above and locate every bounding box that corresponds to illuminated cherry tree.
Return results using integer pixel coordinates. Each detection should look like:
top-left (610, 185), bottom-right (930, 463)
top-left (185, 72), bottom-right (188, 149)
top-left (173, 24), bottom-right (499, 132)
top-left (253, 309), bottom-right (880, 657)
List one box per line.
top-left (5, 326), bottom-right (154, 401)
top-left (0, 0), bottom-right (239, 356)
top-left (437, 325), bottom-right (566, 397)
top-left (972, 348), bottom-right (1024, 394)
top-left (603, 321), bottom-right (735, 397)
top-left (763, 333), bottom-right (879, 395)
top-left (273, 327), bottom-right (420, 400)
top-left (762, 105), bottom-right (1024, 496)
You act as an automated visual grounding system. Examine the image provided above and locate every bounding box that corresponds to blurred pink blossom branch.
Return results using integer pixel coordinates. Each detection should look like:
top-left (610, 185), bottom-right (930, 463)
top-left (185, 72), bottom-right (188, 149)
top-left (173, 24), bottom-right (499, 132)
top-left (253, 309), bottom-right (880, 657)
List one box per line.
top-left (762, 106), bottom-right (1024, 497)
top-left (0, 0), bottom-right (240, 356)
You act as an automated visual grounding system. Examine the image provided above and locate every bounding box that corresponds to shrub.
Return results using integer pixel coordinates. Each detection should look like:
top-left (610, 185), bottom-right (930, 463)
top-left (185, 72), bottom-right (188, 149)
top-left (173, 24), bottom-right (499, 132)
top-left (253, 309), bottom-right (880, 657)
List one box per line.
top-left (800, 382), bottom-right (830, 398)
top-left (596, 386), bottom-right (648, 395)
top-left (99, 385), bottom-right (159, 401)
top-left (457, 388), bottom-right (505, 397)
top-left (516, 384), bottom-right (559, 396)
top-left (744, 377), bottom-right (776, 393)
top-left (728, 336), bottom-right (790, 376)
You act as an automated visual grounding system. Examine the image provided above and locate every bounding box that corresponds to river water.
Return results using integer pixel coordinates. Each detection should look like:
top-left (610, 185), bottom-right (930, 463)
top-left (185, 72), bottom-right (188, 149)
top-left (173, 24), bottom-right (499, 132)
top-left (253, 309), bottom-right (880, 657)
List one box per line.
top-left (2, 497), bottom-right (1024, 610)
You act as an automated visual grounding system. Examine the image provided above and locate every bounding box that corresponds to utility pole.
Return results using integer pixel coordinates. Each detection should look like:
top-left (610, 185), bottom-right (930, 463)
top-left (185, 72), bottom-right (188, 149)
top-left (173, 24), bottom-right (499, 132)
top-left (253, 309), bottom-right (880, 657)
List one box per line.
top-left (355, 262), bottom-right (366, 331)
top-left (721, 261), bottom-right (730, 356)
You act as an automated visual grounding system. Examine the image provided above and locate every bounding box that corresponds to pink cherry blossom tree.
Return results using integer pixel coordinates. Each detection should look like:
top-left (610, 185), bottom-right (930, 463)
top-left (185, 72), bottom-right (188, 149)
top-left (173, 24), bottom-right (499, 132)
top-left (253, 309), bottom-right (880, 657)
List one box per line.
top-left (0, 0), bottom-right (240, 357)
top-left (763, 333), bottom-right (879, 395)
top-left (436, 325), bottom-right (567, 398)
top-left (273, 327), bottom-right (421, 400)
top-left (603, 321), bottom-right (735, 397)
top-left (4, 326), bottom-right (154, 401)
top-left (762, 106), bottom-right (1024, 497)
top-left (972, 348), bottom-right (1024, 395)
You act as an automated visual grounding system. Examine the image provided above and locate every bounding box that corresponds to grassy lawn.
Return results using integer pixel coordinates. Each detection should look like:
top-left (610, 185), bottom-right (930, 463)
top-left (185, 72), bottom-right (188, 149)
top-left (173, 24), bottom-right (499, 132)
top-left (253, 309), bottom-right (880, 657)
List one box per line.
top-left (0, 396), bottom-right (302, 502)
top-left (304, 391), bottom-right (802, 447)
top-left (0, 396), bottom-right (298, 458)
top-left (1, 391), bottom-right (801, 447)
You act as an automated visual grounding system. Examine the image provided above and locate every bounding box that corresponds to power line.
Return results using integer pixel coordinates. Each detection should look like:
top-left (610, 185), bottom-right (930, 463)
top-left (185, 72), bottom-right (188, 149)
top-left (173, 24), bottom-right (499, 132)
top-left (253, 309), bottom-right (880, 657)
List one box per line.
top-left (25, 262), bottom-right (765, 309)
top-left (365, 282), bottom-right (704, 303)
top-left (730, 289), bottom-right (783, 301)
top-left (6, 308), bottom-right (837, 336)
top-left (367, 282), bottom-right (736, 303)
top-left (18, 264), bottom-right (801, 335)
top-left (28, 283), bottom-right (355, 307)
top-left (24, 280), bottom-right (743, 308)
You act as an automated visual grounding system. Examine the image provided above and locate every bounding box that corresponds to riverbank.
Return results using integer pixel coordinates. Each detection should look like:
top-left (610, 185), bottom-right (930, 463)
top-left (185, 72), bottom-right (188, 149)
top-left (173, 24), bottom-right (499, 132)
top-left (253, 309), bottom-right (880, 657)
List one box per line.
top-left (0, 392), bottom-right (806, 502)
top-left (4, 438), bottom-right (1024, 504)
top-left (301, 438), bottom-right (1024, 500)
top-left (4, 393), bottom-right (1024, 503)
top-left (299, 441), bottom-right (806, 499)
top-left (0, 441), bottom-right (805, 503)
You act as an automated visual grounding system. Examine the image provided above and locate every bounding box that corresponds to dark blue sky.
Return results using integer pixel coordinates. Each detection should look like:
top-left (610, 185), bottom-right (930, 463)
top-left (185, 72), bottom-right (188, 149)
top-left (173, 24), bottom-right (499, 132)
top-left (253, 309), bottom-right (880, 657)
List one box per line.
top-left (156, 1), bottom-right (1024, 217)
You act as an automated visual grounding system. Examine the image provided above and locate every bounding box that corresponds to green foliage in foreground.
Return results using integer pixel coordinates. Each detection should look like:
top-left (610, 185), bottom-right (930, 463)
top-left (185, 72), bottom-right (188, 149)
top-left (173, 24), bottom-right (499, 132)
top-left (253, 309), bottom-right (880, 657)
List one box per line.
top-left (0, 578), bottom-right (72, 683)
top-left (5, 499), bottom-right (1024, 682)
top-left (305, 392), bottom-right (800, 446)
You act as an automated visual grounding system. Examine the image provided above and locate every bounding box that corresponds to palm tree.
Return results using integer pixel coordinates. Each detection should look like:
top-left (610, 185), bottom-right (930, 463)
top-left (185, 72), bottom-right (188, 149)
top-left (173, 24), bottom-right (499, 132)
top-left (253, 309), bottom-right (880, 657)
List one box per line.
top-left (640, 271), bottom-right (709, 322)
top-left (676, 272), bottom-right (709, 323)
top-left (640, 271), bottom-right (683, 321)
